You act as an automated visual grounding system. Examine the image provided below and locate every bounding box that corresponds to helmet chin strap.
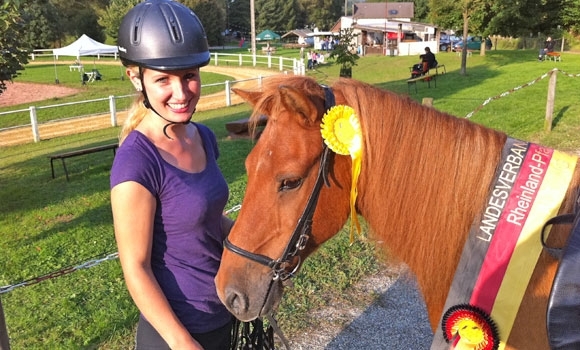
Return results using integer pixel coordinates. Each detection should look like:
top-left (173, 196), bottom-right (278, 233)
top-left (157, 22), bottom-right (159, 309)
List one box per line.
top-left (139, 67), bottom-right (195, 140)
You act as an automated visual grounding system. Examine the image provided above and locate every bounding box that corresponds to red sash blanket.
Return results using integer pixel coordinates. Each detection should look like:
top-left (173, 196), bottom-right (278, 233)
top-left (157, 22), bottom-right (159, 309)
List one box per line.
top-left (431, 138), bottom-right (577, 350)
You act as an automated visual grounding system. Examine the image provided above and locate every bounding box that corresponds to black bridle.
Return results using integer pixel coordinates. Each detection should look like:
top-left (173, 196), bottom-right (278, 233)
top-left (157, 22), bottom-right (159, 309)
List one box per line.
top-left (223, 86), bottom-right (336, 281)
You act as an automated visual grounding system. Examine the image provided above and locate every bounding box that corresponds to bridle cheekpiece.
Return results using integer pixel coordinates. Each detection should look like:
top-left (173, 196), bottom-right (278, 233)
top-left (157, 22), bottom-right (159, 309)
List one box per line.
top-left (223, 85), bottom-right (336, 281)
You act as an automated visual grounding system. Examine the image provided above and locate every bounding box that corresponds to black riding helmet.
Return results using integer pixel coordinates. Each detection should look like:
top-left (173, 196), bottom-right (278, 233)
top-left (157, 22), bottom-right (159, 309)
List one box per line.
top-left (118, 0), bottom-right (209, 139)
top-left (117, 0), bottom-right (210, 70)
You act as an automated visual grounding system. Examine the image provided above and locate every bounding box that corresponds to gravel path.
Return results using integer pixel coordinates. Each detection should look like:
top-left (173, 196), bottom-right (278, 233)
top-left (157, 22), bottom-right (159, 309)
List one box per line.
top-left (287, 264), bottom-right (433, 349)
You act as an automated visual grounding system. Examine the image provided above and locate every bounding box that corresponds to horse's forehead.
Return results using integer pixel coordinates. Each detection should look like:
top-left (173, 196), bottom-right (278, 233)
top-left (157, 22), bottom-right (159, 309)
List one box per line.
top-left (247, 112), bottom-right (320, 173)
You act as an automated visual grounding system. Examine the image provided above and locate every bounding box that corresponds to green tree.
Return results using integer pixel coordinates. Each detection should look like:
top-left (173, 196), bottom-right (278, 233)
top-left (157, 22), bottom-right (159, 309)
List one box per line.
top-left (486, 0), bottom-right (546, 38)
top-left (256, 0), bottom-right (299, 32)
top-left (561, 0), bottom-right (580, 35)
top-left (20, 0), bottom-right (59, 49)
top-left (413, 0), bottom-right (431, 22)
top-left (229, 0), bottom-right (251, 35)
top-left (329, 27), bottom-right (359, 77)
top-left (429, 0), bottom-right (492, 74)
top-left (99, 0), bottom-right (141, 41)
top-left (183, 0), bottom-right (227, 46)
top-left (49, 0), bottom-right (107, 45)
top-left (0, 0), bottom-right (29, 95)
top-left (299, 0), bottom-right (342, 30)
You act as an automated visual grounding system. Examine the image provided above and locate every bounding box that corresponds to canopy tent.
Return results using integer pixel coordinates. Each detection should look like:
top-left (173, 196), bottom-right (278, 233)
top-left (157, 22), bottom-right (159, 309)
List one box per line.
top-left (52, 34), bottom-right (119, 84)
top-left (256, 30), bottom-right (281, 41)
top-left (53, 34), bottom-right (118, 59)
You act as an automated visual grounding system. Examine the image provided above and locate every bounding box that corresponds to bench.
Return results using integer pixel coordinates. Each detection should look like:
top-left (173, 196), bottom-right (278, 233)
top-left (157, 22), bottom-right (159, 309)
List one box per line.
top-left (48, 143), bottom-right (118, 181)
top-left (69, 65), bottom-right (83, 72)
top-left (261, 47), bottom-right (276, 54)
top-left (435, 64), bottom-right (446, 75)
top-left (225, 115), bottom-right (268, 139)
top-left (407, 73), bottom-right (437, 93)
top-left (456, 50), bottom-right (473, 57)
top-left (546, 51), bottom-right (561, 62)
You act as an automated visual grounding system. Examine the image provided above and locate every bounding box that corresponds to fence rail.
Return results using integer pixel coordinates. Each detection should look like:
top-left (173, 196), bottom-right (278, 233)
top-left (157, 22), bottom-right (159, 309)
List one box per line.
top-left (1, 52), bottom-right (306, 146)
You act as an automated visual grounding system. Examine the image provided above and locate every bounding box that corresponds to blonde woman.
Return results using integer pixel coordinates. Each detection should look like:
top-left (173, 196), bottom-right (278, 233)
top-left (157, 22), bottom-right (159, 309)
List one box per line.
top-left (110, 1), bottom-right (234, 349)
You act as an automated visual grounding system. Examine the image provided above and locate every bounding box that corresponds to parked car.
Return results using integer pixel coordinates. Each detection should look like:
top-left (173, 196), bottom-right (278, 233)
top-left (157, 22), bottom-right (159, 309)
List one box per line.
top-left (452, 36), bottom-right (492, 51)
top-left (439, 33), bottom-right (451, 51)
top-left (439, 33), bottom-right (461, 52)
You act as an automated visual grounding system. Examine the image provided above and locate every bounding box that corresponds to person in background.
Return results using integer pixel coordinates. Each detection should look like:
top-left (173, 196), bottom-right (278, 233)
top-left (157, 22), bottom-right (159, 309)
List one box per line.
top-left (539, 36), bottom-right (556, 61)
top-left (411, 47), bottom-right (437, 78)
top-left (110, 1), bottom-right (234, 349)
top-left (307, 49), bottom-right (314, 70)
top-left (420, 47), bottom-right (437, 70)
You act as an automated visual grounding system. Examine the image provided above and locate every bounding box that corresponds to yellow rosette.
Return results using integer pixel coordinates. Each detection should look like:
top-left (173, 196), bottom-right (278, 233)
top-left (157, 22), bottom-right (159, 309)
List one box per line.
top-left (320, 105), bottom-right (363, 242)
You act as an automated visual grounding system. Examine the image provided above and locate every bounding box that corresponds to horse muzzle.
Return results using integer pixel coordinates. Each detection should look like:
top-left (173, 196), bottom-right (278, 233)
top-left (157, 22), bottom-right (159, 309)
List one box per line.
top-left (216, 255), bottom-right (285, 321)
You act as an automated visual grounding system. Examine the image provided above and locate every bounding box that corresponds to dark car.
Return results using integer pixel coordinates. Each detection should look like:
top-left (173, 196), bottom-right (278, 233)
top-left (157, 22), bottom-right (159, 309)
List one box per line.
top-left (452, 36), bottom-right (492, 51)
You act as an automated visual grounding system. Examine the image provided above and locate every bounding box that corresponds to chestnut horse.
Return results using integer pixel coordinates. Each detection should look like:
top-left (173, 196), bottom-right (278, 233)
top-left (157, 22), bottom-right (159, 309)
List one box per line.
top-left (214, 75), bottom-right (580, 349)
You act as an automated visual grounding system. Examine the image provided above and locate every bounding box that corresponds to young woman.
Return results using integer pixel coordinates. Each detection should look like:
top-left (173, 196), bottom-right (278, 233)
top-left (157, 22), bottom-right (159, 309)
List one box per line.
top-left (110, 1), bottom-right (234, 349)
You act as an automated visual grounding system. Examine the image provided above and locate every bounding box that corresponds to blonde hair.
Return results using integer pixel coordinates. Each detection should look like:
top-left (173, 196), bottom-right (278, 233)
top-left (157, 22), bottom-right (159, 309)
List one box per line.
top-left (119, 66), bottom-right (148, 145)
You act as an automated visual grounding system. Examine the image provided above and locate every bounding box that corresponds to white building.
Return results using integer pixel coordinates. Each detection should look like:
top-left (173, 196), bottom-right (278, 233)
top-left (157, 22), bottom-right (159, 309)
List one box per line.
top-left (330, 2), bottom-right (440, 56)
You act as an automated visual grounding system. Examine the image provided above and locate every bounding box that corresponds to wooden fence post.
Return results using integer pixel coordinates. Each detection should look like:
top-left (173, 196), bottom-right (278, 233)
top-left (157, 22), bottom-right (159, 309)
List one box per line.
top-left (0, 297), bottom-right (10, 350)
top-left (545, 69), bottom-right (557, 132)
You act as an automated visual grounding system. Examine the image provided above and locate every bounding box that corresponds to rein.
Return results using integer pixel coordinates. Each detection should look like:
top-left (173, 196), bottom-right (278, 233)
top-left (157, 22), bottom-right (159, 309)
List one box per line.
top-left (223, 85), bottom-right (335, 281)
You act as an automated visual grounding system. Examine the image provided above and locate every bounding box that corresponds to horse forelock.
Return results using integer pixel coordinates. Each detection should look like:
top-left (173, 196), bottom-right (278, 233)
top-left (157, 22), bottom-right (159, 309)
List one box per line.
top-left (248, 75), bottom-right (326, 126)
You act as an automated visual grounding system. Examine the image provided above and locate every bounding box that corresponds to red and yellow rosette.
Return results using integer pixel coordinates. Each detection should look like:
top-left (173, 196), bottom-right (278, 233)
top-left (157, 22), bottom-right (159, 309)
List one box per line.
top-left (442, 304), bottom-right (500, 350)
top-left (320, 105), bottom-right (363, 242)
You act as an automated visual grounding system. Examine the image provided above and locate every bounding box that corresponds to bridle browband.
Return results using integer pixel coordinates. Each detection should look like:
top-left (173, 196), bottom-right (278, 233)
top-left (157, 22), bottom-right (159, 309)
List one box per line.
top-left (223, 85), bottom-right (336, 281)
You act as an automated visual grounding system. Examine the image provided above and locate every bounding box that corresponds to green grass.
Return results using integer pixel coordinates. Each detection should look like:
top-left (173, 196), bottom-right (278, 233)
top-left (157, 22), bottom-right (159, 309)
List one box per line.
top-left (2, 49), bottom-right (580, 348)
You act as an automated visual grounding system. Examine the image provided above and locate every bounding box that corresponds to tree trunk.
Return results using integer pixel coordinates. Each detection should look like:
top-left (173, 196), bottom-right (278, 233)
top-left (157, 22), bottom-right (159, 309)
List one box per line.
top-left (460, 11), bottom-right (469, 76)
top-left (340, 67), bottom-right (352, 78)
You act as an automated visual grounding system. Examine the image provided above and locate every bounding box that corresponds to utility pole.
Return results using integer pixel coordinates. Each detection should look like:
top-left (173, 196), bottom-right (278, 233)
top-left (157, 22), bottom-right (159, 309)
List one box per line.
top-left (250, 0), bottom-right (256, 56)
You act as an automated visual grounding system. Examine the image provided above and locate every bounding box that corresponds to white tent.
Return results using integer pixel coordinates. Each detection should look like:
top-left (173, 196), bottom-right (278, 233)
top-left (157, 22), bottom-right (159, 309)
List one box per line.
top-left (53, 34), bottom-right (118, 59)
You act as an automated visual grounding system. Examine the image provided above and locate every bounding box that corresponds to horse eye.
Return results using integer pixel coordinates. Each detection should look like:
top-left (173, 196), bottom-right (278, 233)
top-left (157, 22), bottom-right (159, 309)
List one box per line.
top-left (280, 178), bottom-right (303, 191)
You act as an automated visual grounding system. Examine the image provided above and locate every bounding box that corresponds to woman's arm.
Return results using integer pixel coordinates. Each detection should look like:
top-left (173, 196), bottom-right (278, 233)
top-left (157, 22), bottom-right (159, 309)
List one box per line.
top-left (111, 182), bottom-right (203, 350)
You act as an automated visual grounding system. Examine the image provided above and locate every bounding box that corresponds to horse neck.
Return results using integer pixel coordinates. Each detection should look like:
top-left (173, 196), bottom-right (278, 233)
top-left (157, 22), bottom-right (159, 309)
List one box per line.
top-left (356, 97), bottom-right (506, 326)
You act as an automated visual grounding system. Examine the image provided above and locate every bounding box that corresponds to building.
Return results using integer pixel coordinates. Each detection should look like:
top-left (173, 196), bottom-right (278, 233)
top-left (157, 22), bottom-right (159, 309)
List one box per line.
top-left (281, 29), bottom-right (314, 46)
top-left (331, 2), bottom-right (440, 56)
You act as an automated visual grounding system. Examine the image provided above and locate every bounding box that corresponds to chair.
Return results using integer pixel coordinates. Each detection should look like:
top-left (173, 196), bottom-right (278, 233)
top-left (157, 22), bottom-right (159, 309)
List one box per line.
top-left (92, 69), bottom-right (103, 81)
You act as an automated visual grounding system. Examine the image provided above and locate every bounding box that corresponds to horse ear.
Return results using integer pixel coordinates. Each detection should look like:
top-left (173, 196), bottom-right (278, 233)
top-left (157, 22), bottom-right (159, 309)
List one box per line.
top-left (232, 88), bottom-right (262, 106)
top-left (279, 86), bottom-right (319, 123)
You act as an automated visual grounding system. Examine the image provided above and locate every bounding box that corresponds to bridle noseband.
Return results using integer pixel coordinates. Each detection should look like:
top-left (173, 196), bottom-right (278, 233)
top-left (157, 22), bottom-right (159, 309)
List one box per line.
top-left (223, 86), bottom-right (336, 281)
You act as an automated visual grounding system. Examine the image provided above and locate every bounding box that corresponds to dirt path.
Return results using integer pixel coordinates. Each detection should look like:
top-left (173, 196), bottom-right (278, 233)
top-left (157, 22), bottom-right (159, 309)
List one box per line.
top-left (0, 66), bottom-right (279, 147)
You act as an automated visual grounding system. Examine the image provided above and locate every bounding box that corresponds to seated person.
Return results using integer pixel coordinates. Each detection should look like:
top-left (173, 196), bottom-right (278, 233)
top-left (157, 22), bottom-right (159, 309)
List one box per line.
top-left (539, 37), bottom-right (555, 61)
top-left (411, 47), bottom-right (437, 78)
top-left (421, 47), bottom-right (437, 70)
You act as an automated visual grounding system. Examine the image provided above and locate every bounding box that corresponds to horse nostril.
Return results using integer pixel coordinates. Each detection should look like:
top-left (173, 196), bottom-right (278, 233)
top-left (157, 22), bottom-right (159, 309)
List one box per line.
top-left (225, 287), bottom-right (248, 316)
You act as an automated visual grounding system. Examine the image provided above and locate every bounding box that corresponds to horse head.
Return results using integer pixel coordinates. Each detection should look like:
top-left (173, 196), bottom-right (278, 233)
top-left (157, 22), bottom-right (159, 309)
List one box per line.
top-left (215, 76), bottom-right (353, 321)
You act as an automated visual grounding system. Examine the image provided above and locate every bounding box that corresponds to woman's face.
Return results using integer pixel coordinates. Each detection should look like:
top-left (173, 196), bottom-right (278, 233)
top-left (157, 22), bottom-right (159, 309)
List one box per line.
top-left (139, 67), bottom-right (201, 123)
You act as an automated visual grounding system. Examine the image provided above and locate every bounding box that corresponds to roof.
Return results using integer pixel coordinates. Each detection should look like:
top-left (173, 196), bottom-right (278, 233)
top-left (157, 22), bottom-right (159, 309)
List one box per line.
top-left (353, 20), bottom-right (434, 33)
top-left (353, 2), bottom-right (414, 19)
top-left (53, 34), bottom-right (118, 58)
top-left (256, 29), bottom-right (281, 41)
top-left (281, 29), bottom-right (313, 39)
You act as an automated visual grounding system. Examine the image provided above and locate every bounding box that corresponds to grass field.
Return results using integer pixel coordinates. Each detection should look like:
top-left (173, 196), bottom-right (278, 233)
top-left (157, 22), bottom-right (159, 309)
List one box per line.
top-left (1, 47), bottom-right (580, 349)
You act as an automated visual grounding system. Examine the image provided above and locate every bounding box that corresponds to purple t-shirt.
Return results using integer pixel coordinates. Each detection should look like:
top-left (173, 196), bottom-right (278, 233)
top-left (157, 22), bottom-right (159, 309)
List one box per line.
top-left (110, 123), bottom-right (231, 333)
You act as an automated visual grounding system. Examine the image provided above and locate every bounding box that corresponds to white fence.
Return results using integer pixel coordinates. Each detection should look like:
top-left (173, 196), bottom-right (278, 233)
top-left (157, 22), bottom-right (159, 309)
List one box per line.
top-left (399, 40), bottom-right (439, 55)
top-left (1, 53), bottom-right (306, 145)
top-left (29, 49), bottom-right (307, 74)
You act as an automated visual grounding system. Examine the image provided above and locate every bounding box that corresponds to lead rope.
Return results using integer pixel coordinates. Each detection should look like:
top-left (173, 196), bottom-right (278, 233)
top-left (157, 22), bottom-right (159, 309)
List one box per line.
top-left (230, 314), bottom-right (290, 350)
top-left (266, 314), bottom-right (291, 350)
